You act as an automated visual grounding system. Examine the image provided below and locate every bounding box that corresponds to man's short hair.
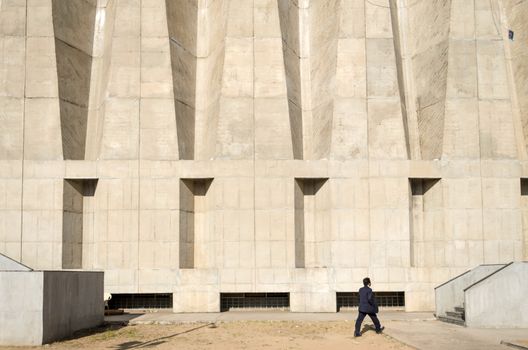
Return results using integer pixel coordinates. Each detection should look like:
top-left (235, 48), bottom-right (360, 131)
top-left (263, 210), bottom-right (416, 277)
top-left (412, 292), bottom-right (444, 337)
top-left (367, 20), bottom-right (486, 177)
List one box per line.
top-left (363, 277), bottom-right (371, 286)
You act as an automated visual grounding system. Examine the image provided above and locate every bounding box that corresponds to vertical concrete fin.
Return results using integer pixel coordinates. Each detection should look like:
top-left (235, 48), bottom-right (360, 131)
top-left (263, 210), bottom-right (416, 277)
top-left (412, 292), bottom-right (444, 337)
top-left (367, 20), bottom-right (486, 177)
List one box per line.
top-left (308, 0), bottom-right (340, 160)
top-left (500, 0), bottom-right (528, 159)
top-left (166, 0), bottom-right (228, 160)
top-left (390, 0), bottom-right (415, 159)
top-left (278, 0), bottom-right (304, 159)
top-left (413, 0), bottom-right (450, 160)
top-left (85, 0), bottom-right (117, 161)
top-left (391, 0), bottom-right (450, 160)
top-left (279, 0), bottom-right (339, 160)
top-left (442, 0), bottom-right (480, 159)
top-left (52, 0), bottom-right (98, 160)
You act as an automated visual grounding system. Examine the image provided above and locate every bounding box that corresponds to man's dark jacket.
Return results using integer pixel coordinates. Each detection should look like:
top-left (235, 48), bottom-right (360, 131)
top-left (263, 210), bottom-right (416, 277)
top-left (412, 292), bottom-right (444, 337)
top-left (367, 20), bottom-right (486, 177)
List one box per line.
top-left (358, 286), bottom-right (378, 314)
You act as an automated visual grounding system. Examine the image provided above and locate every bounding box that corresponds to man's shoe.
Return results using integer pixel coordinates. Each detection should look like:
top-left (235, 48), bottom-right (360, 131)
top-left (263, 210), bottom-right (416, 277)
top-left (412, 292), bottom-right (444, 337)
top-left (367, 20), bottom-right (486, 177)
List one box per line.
top-left (354, 333), bottom-right (362, 337)
top-left (376, 326), bottom-right (385, 334)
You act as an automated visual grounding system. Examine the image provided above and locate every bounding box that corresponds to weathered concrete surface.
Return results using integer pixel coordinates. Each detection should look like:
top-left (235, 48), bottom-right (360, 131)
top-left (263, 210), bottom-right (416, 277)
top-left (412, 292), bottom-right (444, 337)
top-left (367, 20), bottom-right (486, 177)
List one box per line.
top-left (385, 318), bottom-right (528, 350)
top-left (435, 264), bottom-right (505, 317)
top-left (1, 0), bottom-right (528, 314)
top-left (465, 262), bottom-right (528, 328)
top-left (0, 271), bottom-right (44, 345)
top-left (0, 270), bottom-right (104, 346)
top-left (42, 271), bottom-right (105, 344)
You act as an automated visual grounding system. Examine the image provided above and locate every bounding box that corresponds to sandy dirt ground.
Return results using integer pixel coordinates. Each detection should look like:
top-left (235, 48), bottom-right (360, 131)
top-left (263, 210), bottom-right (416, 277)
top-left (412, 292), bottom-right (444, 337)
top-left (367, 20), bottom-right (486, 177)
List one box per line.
top-left (1, 321), bottom-right (413, 350)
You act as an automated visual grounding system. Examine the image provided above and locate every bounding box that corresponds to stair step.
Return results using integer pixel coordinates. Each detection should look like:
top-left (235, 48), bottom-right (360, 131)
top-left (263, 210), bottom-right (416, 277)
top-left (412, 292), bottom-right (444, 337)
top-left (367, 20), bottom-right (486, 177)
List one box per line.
top-left (454, 306), bottom-right (465, 313)
top-left (446, 311), bottom-right (465, 319)
top-left (438, 315), bottom-right (465, 326)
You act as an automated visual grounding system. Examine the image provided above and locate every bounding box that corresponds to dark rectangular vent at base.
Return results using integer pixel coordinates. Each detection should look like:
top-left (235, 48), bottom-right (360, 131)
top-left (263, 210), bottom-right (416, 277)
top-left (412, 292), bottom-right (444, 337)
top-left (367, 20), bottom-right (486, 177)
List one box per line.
top-left (220, 293), bottom-right (290, 312)
top-left (337, 292), bottom-right (405, 311)
top-left (108, 293), bottom-right (173, 309)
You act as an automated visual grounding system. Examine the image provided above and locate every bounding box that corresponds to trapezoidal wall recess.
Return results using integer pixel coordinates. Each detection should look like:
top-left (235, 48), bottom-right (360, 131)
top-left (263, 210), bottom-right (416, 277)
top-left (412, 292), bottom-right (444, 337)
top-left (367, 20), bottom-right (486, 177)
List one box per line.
top-left (294, 178), bottom-right (330, 268)
top-left (179, 178), bottom-right (214, 269)
top-left (165, 0), bottom-right (228, 160)
top-left (278, 0), bottom-right (340, 160)
top-left (52, 0), bottom-right (97, 160)
top-left (62, 179), bottom-right (98, 269)
top-left (409, 178), bottom-right (443, 267)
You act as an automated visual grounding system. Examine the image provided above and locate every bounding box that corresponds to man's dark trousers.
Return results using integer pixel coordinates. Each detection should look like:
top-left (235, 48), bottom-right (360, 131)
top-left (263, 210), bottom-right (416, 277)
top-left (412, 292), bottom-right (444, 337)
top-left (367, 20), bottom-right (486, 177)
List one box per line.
top-left (355, 285), bottom-right (382, 335)
top-left (355, 311), bottom-right (381, 335)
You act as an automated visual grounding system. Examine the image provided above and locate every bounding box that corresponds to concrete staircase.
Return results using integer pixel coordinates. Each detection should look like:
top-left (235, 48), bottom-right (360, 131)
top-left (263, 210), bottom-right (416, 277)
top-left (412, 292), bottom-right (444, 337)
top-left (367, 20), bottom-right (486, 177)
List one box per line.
top-left (435, 262), bottom-right (528, 328)
top-left (438, 306), bottom-right (465, 326)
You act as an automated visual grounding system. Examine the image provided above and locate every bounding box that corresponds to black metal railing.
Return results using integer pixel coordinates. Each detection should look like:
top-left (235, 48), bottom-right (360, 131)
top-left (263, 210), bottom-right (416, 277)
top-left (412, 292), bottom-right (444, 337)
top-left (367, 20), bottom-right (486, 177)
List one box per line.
top-left (220, 293), bottom-right (289, 311)
top-left (337, 292), bottom-right (405, 311)
top-left (108, 293), bottom-right (173, 309)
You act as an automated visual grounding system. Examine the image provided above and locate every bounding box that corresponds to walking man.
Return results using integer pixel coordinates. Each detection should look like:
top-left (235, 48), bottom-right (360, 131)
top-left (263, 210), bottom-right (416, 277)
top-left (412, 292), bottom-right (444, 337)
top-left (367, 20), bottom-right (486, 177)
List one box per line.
top-left (354, 277), bottom-right (384, 337)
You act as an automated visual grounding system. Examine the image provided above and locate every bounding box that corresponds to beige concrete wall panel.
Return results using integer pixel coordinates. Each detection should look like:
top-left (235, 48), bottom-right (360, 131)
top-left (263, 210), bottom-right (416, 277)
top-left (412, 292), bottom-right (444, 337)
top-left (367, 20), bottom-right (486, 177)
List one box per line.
top-left (446, 40), bottom-right (478, 99)
top-left (140, 50), bottom-right (173, 99)
top-left (368, 98), bottom-right (407, 159)
top-left (100, 98), bottom-right (139, 159)
top-left (25, 36), bottom-right (58, 99)
top-left (21, 177), bottom-right (63, 269)
top-left (215, 98), bottom-right (254, 159)
top-left (339, 0), bottom-right (365, 39)
top-left (330, 98), bottom-right (368, 159)
top-left (140, 99), bottom-right (178, 160)
top-left (227, 0), bottom-right (252, 37)
top-left (365, 0), bottom-right (392, 39)
top-left (0, 169), bottom-right (22, 260)
top-left (0, 97), bottom-right (23, 159)
top-left (335, 38), bottom-right (366, 99)
top-left (254, 38), bottom-right (286, 98)
top-left (222, 38), bottom-right (253, 98)
top-left (442, 99), bottom-right (480, 159)
top-left (254, 0), bottom-right (281, 38)
top-left (255, 98), bottom-right (294, 159)
top-left (477, 40), bottom-right (510, 100)
top-left (479, 100), bottom-right (517, 159)
top-left (0, 36), bottom-right (25, 98)
top-left (366, 38), bottom-right (399, 97)
top-left (23, 98), bottom-right (63, 160)
top-left (0, 0), bottom-right (26, 36)
top-left (107, 36), bottom-right (140, 98)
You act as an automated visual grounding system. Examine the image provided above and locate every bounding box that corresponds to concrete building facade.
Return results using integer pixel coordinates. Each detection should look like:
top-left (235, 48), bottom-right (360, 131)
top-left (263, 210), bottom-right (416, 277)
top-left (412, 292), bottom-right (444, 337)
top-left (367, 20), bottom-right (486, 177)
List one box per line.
top-left (0, 0), bottom-right (527, 312)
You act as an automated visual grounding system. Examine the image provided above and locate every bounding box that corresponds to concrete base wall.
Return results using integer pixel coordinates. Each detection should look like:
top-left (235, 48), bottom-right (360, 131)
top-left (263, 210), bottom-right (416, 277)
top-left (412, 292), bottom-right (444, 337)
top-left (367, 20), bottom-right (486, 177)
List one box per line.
top-left (0, 272), bottom-right (44, 345)
top-left (465, 262), bottom-right (528, 328)
top-left (42, 271), bottom-right (104, 344)
top-left (0, 270), bottom-right (104, 346)
top-left (290, 292), bottom-right (337, 313)
top-left (174, 269), bottom-right (220, 313)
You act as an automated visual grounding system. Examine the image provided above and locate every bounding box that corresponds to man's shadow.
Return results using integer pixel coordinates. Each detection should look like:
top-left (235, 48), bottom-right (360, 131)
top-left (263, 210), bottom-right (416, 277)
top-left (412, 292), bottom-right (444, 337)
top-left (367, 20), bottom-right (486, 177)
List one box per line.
top-left (114, 323), bottom-right (215, 349)
top-left (359, 324), bottom-right (378, 335)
